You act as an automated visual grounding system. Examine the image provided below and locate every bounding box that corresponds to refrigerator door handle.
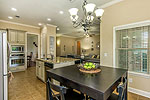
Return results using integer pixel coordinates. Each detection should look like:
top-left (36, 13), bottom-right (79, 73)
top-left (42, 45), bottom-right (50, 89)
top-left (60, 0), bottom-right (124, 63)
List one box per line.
top-left (3, 73), bottom-right (11, 77)
top-left (7, 43), bottom-right (10, 65)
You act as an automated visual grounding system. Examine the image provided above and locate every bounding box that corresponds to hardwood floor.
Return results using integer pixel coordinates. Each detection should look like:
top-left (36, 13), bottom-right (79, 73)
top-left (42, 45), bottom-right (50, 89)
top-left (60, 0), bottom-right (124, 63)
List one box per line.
top-left (9, 67), bottom-right (150, 100)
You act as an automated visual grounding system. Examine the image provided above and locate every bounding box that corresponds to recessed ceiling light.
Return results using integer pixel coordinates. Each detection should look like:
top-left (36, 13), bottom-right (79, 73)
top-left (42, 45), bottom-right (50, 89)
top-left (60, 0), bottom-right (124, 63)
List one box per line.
top-left (11, 8), bottom-right (17, 11)
top-left (38, 23), bottom-right (42, 26)
top-left (59, 11), bottom-right (64, 14)
top-left (57, 28), bottom-right (60, 30)
top-left (47, 18), bottom-right (51, 21)
top-left (8, 16), bottom-right (13, 19)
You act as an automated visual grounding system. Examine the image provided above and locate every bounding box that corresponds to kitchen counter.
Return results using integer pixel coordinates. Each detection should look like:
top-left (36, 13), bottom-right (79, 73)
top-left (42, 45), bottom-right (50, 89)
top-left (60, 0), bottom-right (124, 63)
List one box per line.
top-left (36, 57), bottom-right (80, 82)
top-left (36, 57), bottom-right (80, 64)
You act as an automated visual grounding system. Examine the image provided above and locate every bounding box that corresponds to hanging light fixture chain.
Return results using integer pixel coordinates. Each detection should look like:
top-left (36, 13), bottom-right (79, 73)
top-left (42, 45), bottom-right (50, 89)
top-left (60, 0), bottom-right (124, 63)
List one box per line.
top-left (68, 0), bottom-right (104, 34)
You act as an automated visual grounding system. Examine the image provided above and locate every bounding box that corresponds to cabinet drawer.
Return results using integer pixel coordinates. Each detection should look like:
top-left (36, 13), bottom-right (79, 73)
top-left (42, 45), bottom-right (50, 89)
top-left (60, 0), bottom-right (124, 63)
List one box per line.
top-left (16, 66), bottom-right (25, 70)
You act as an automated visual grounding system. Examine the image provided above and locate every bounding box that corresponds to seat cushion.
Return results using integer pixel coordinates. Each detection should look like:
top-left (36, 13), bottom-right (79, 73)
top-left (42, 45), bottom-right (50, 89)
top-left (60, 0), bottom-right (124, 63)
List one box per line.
top-left (107, 93), bottom-right (119, 100)
top-left (65, 90), bottom-right (84, 100)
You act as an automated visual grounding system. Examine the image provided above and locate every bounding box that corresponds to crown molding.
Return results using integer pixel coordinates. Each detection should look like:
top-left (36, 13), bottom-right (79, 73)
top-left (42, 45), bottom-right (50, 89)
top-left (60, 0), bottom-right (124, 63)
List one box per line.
top-left (99, 0), bottom-right (124, 8)
top-left (57, 33), bottom-right (100, 39)
top-left (0, 20), bottom-right (40, 29)
top-left (47, 24), bottom-right (57, 28)
top-left (56, 34), bottom-right (78, 38)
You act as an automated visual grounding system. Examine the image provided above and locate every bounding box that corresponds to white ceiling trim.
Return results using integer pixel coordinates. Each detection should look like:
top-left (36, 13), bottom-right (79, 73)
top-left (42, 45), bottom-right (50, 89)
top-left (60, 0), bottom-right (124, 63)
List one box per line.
top-left (0, 20), bottom-right (40, 29)
top-left (47, 24), bottom-right (57, 28)
top-left (56, 34), bottom-right (78, 38)
top-left (114, 20), bottom-right (150, 30)
top-left (99, 0), bottom-right (124, 8)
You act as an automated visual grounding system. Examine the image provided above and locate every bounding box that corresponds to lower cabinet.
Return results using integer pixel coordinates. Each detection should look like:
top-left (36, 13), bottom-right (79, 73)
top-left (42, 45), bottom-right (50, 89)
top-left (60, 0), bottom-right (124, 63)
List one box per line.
top-left (9, 66), bottom-right (25, 72)
top-left (36, 61), bottom-right (45, 82)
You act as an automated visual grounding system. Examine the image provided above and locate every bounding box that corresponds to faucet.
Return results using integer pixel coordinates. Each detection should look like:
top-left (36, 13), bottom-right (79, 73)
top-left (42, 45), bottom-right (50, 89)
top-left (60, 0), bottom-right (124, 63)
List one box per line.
top-left (47, 54), bottom-right (54, 60)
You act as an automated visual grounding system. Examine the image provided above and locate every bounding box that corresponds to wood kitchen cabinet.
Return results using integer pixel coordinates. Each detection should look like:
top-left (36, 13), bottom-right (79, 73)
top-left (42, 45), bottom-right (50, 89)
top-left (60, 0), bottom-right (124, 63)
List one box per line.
top-left (8, 29), bottom-right (25, 44)
top-left (36, 61), bottom-right (45, 82)
top-left (17, 31), bottom-right (25, 44)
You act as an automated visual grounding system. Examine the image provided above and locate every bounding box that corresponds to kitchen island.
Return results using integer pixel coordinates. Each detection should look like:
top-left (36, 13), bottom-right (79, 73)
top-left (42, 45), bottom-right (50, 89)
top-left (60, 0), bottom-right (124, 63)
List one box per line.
top-left (46, 65), bottom-right (128, 100)
top-left (36, 57), bottom-right (80, 82)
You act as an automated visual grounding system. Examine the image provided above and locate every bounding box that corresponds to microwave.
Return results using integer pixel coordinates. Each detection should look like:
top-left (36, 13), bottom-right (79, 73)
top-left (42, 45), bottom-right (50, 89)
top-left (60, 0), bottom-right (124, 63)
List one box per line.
top-left (10, 45), bottom-right (24, 53)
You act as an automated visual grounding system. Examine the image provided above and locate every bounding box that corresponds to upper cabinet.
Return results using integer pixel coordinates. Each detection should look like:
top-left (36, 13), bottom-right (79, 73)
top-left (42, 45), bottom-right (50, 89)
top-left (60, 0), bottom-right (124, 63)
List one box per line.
top-left (17, 31), bottom-right (25, 44)
top-left (8, 29), bottom-right (25, 44)
top-left (8, 30), bottom-right (17, 43)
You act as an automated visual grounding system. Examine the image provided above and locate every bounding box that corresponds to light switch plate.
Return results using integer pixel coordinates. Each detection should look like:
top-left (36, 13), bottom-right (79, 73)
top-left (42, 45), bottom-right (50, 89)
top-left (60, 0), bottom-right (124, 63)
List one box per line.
top-left (104, 53), bottom-right (107, 57)
top-left (129, 78), bottom-right (133, 83)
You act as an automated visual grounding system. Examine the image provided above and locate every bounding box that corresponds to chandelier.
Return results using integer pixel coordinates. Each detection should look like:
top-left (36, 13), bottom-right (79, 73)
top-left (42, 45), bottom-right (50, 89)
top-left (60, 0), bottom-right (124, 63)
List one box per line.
top-left (68, 0), bottom-right (104, 33)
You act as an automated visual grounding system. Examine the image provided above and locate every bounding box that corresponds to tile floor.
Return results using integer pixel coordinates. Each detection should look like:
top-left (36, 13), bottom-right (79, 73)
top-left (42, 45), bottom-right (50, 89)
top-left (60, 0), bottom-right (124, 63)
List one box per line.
top-left (9, 67), bottom-right (150, 100)
top-left (9, 67), bottom-right (46, 100)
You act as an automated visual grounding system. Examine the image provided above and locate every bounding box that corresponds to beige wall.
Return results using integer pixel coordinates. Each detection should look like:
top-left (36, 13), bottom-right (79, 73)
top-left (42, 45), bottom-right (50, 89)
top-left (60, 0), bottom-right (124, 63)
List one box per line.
top-left (56, 35), bottom-right (100, 56)
top-left (77, 35), bottom-right (100, 55)
top-left (101, 0), bottom-right (150, 93)
top-left (0, 20), bottom-right (57, 58)
top-left (0, 21), bottom-right (40, 33)
top-left (56, 36), bottom-right (76, 56)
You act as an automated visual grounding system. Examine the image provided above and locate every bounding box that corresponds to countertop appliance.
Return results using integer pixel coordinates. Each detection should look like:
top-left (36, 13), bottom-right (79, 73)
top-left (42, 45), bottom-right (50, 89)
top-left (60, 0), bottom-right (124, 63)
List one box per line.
top-left (0, 31), bottom-right (8, 100)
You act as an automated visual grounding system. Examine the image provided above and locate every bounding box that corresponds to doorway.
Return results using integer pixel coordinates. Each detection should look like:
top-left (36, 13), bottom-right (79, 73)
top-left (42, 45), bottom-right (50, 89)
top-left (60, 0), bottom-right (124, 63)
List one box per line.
top-left (77, 41), bottom-right (81, 55)
top-left (27, 33), bottom-right (39, 68)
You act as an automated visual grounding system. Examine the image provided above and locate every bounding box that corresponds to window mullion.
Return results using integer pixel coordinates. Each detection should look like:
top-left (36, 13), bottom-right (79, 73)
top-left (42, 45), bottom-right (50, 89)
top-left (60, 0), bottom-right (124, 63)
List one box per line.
top-left (148, 26), bottom-right (150, 74)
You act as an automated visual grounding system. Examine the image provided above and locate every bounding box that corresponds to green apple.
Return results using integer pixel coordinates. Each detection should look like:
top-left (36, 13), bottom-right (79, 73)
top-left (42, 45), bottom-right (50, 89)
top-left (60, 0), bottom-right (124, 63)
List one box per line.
top-left (85, 63), bottom-right (89, 66)
top-left (92, 65), bottom-right (96, 68)
top-left (88, 66), bottom-right (92, 69)
top-left (89, 62), bottom-right (93, 66)
top-left (84, 65), bottom-right (88, 69)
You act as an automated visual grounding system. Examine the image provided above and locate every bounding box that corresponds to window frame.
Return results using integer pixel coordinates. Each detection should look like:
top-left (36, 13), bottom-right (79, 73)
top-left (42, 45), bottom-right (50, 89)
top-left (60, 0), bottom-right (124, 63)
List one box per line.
top-left (113, 20), bottom-right (150, 74)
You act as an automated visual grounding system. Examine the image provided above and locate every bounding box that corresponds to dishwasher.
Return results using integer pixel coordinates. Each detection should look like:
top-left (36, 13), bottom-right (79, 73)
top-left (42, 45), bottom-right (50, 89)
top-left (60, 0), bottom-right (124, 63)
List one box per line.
top-left (44, 62), bottom-right (60, 85)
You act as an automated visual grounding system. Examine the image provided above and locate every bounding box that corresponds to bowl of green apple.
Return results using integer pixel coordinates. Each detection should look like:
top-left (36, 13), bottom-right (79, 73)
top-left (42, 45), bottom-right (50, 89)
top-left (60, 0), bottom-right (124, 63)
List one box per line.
top-left (78, 62), bottom-right (101, 73)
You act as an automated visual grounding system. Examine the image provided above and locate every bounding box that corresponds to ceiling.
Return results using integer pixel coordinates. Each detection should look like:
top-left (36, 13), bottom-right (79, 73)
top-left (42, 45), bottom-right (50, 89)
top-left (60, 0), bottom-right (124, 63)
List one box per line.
top-left (0, 0), bottom-right (113, 37)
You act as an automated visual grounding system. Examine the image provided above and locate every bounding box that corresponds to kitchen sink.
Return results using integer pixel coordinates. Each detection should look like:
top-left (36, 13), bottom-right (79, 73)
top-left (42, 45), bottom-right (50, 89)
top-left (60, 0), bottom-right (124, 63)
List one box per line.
top-left (41, 58), bottom-right (51, 60)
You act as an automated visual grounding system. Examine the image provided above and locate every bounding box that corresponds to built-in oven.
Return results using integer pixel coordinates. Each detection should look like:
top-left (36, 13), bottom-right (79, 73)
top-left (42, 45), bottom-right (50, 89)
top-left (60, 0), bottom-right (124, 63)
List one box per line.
top-left (9, 53), bottom-right (25, 67)
top-left (9, 45), bottom-right (24, 53)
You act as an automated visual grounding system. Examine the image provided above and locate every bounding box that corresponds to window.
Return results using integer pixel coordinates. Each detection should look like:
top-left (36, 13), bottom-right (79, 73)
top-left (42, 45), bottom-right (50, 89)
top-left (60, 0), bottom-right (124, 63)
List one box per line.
top-left (115, 25), bottom-right (150, 74)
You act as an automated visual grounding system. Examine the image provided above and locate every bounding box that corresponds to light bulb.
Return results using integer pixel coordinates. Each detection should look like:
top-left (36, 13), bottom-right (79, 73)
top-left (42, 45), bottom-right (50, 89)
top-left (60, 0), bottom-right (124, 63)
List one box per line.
top-left (69, 8), bottom-right (78, 16)
top-left (87, 16), bottom-right (94, 22)
top-left (95, 9), bottom-right (104, 17)
top-left (84, 3), bottom-right (96, 14)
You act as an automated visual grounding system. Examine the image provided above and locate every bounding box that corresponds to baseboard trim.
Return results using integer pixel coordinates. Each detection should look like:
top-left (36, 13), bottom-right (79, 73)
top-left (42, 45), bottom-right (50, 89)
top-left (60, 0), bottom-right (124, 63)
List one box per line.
top-left (128, 87), bottom-right (150, 98)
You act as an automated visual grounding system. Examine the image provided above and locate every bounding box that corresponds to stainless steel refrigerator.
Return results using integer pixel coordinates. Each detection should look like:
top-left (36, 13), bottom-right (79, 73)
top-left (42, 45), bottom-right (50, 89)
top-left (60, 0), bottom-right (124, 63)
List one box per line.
top-left (0, 30), bottom-right (8, 100)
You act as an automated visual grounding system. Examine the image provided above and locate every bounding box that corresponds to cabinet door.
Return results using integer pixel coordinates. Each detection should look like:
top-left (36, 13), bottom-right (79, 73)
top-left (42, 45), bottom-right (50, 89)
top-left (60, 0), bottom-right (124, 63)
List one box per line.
top-left (47, 35), bottom-right (56, 58)
top-left (17, 31), bottom-right (25, 44)
top-left (36, 61), bottom-right (40, 77)
top-left (40, 62), bottom-right (45, 82)
top-left (8, 30), bottom-right (17, 43)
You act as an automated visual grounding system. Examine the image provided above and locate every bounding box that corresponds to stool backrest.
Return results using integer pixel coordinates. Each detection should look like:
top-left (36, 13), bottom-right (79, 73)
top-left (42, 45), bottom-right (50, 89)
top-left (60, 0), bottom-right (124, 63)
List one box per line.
top-left (47, 79), bottom-right (67, 100)
top-left (118, 79), bottom-right (127, 100)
